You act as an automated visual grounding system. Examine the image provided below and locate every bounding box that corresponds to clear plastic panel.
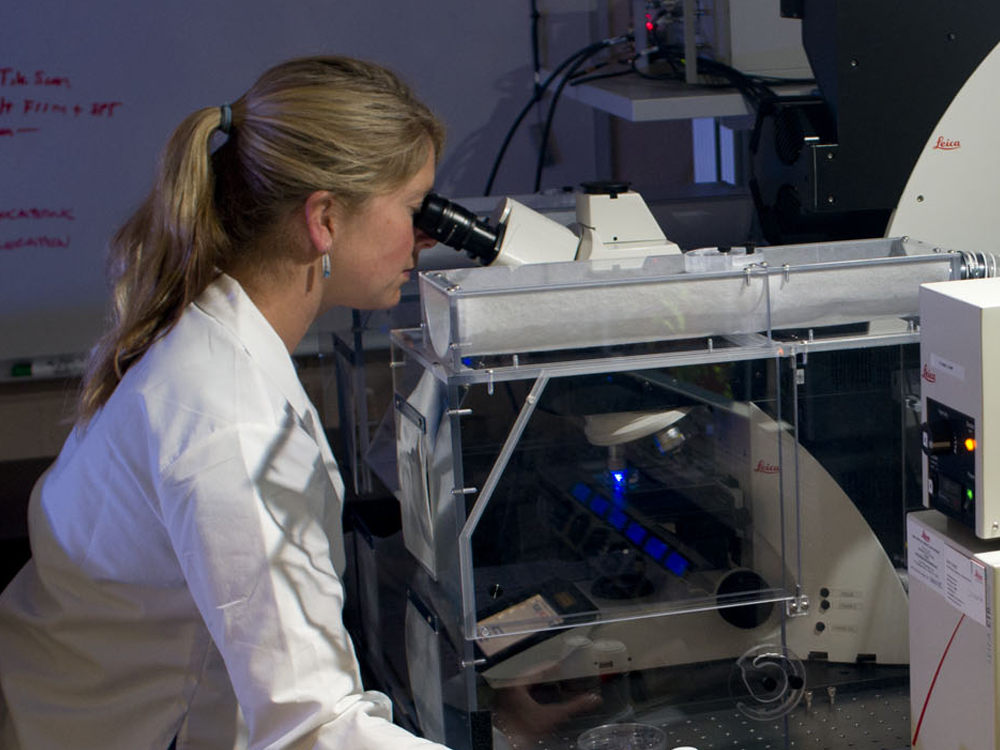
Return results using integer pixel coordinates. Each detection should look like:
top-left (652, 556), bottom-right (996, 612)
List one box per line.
top-left (389, 323), bottom-right (918, 750)
top-left (457, 355), bottom-right (795, 654)
top-left (418, 237), bottom-right (959, 367)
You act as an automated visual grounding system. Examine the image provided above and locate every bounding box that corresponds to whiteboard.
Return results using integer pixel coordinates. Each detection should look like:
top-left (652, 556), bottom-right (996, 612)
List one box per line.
top-left (0, 1), bottom-right (599, 364)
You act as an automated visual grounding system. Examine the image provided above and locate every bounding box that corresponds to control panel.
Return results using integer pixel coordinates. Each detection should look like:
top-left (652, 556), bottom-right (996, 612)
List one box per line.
top-left (922, 397), bottom-right (977, 526)
top-left (919, 277), bottom-right (1000, 538)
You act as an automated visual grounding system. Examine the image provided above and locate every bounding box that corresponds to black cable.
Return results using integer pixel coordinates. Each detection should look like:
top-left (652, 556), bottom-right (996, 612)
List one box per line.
top-left (752, 75), bottom-right (816, 86)
top-left (484, 41), bottom-right (608, 196)
top-left (636, 44), bottom-right (782, 111)
top-left (486, 31), bottom-right (795, 196)
top-left (533, 47), bottom-right (609, 192)
top-left (483, 39), bottom-right (618, 196)
top-left (694, 56), bottom-right (777, 107)
top-left (530, 0), bottom-right (542, 100)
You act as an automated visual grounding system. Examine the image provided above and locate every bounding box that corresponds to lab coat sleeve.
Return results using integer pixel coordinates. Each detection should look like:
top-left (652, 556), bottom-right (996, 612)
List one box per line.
top-left (159, 416), bottom-right (450, 750)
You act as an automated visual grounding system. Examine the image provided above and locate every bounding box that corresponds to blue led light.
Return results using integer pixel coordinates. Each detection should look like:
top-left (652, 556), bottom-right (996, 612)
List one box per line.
top-left (626, 522), bottom-right (647, 545)
top-left (643, 536), bottom-right (667, 560)
top-left (665, 552), bottom-right (689, 576)
top-left (607, 507), bottom-right (627, 530)
top-left (571, 483), bottom-right (591, 504)
top-left (589, 496), bottom-right (611, 517)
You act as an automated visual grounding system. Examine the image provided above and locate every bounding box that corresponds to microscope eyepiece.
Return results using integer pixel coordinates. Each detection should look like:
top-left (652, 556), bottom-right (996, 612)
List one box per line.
top-left (414, 193), bottom-right (500, 265)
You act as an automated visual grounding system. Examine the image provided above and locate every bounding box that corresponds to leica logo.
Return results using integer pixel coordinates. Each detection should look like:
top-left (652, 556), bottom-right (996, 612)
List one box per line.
top-left (754, 460), bottom-right (780, 474)
top-left (922, 364), bottom-right (936, 383)
top-left (933, 136), bottom-right (960, 150)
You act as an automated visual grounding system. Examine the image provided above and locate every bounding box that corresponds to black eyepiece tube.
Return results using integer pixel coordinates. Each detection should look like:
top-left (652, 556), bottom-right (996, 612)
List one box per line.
top-left (414, 193), bottom-right (500, 265)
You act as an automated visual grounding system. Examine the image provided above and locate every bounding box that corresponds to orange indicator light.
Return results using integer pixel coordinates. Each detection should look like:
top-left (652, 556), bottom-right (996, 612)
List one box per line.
top-left (965, 437), bottom-right (977, 452)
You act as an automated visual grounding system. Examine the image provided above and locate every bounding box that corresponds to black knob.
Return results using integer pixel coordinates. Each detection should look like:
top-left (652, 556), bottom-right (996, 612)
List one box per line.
top-left (580, 180), bottom-right (631, 198)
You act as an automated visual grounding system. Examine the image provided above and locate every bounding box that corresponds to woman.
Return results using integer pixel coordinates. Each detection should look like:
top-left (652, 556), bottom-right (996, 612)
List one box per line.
top-left (0, 56), bottom-right (446, 750)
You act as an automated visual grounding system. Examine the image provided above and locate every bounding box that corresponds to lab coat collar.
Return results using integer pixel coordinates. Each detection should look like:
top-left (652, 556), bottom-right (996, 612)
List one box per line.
top-left (194, 273), bottom-right (314, 426)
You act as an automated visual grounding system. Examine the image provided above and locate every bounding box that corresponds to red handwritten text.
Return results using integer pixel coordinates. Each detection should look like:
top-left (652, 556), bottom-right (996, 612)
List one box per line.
top-left (34, 70), bottom-right (71, 89)
top-left (0, 68), bottom-right (121, 138)
top-left (0, 68), bottom-right (72, 89)
top-left (0, 68), bottom-right (28, 86)
top-left (0, 235), bottom-right (71, 252)
top-left (0, 96), bottom-right (123, 122)
top-left (18, 99), bottom-right (121, 117)
top-left (0, 207), bottom-right (75, 222)
top-left (0, 127), bottom-right (40, 137)
top-left (90, 101), bottom-right (122, 117)
top-left (23, 99), bottom-right (69, 115)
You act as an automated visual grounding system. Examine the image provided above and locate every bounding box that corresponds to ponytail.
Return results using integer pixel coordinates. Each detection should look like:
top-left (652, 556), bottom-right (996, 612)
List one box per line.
top-left (77, 56), bottom-right (444, 423)
top-left (77, 107), bottom-right (229, 422)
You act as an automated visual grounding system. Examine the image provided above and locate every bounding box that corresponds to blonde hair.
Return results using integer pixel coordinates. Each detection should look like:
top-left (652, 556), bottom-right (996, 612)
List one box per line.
top-left (78, 56), bottom-right (444, 421)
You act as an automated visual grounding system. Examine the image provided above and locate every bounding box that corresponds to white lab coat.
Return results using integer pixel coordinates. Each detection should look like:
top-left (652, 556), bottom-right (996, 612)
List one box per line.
top-left (0, 274), bottom-right (449, 750)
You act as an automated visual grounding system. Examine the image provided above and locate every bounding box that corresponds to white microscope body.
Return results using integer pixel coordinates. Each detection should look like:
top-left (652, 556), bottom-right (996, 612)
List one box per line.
top-left (415, 184), bottom-right (681, 267)
top-left (489, 189), bottom-right (682, 266)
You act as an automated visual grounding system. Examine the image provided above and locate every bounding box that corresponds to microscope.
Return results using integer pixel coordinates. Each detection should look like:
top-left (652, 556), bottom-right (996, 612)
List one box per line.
top-left (414, 182), bottom-right (681, 266)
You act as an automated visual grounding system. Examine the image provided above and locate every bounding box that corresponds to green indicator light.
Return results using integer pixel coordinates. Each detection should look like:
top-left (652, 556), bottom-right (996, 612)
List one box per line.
top-left (967, 488), bottom-right (974, 501)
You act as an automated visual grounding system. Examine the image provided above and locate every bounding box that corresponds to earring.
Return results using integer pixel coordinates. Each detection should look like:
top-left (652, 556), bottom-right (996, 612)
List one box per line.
top-left (322, 253), bottom-right (331, 278)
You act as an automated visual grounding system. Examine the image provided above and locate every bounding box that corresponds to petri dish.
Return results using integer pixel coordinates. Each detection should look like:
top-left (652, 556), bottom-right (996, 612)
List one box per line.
top-left (577, 723), bottom-right (667, 750)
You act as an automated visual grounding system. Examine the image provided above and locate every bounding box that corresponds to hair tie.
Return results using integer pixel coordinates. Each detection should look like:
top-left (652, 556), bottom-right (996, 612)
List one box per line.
top-left (219, 103), bottom-right (233, 135)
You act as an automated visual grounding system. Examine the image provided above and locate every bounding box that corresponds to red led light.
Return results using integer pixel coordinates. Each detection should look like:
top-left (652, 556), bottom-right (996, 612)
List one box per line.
top-left (646, 21), bottom-right (654, 31)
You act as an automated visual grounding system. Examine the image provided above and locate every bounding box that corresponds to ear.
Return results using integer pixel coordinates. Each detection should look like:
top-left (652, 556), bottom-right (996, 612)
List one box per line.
top-left (303, 190), bottom-right (339, 258)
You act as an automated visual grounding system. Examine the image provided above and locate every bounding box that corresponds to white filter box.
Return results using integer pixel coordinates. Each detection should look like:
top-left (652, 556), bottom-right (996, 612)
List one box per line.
top-left (919, 278), bottom-right (1000, 538)
top-left (908, 509), bottom-right (1000, 749)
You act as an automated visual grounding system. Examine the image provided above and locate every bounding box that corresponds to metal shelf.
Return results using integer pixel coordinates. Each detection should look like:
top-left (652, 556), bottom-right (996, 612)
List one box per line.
top-left (562, 73), bottom-right (813, 122)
